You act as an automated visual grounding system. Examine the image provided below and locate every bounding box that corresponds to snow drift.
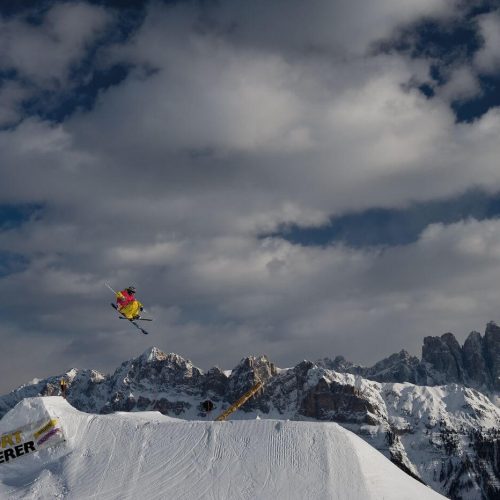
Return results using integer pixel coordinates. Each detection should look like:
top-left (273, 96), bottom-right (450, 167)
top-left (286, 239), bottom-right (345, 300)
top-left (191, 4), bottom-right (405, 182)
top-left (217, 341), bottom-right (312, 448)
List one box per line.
top-left (0, 397), bottom-right (445, 499)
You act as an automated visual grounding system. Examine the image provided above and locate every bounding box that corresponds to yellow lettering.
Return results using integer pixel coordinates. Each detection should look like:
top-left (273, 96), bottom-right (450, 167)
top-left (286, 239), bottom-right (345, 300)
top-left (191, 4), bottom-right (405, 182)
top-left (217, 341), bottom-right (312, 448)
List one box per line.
top-left (1, 434), bottom-right (14, 448)
top-left (13, 431), bottom-right (22, 444)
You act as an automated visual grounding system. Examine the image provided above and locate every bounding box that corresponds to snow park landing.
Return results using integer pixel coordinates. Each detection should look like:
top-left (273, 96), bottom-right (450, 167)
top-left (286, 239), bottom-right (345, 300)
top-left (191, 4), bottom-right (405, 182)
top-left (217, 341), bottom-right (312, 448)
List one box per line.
top-left (0, 397), bottom-right (445, 499)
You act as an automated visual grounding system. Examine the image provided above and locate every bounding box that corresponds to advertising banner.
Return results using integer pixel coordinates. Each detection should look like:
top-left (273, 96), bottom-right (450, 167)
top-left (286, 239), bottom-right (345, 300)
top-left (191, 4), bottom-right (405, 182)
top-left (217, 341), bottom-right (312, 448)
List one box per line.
top-left (0, 417), bottom-right (65, 464)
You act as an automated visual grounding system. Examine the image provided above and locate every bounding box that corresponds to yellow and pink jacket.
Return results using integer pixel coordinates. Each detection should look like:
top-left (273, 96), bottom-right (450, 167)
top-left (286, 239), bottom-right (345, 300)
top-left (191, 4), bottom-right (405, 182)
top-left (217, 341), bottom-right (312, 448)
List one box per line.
top-left (116, 290), bottom-right (143, 319)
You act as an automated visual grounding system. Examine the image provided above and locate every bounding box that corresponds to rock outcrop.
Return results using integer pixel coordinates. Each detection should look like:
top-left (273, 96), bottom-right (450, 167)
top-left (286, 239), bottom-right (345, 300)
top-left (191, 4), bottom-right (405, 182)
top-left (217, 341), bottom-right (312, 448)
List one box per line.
top-left (318, 322), bottom-right (500, 394)
top-left (484, 322), bottom-right (500, 392)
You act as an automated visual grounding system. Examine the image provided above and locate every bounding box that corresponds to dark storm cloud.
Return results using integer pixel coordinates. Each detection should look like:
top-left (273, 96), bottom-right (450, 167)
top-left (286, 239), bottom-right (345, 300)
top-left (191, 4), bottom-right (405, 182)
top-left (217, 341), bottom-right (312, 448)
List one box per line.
top-left (1, 0), bottom-right (500, 393)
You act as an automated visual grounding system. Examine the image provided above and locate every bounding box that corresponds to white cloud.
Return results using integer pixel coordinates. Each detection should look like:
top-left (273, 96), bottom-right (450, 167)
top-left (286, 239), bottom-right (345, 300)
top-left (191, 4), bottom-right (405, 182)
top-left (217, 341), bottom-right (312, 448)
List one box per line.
top-left (213, 0), bottom-right (455, 56)
top-left (0, 80), bottom-right (30, 126)
top-left (0, 2), bottom-right (111, 86)
top-left (0, 118), bottom-right (93, 204)
top-left (2, 0), bottom-right (500, 392)
top-left (421, 218), bottom-right (500, 259)
top-left (474, 11), bottom-right (500, 73)
top-left (111, 241), bottom-right (183, 265)
top-left (437, 65), bottom-right (481, 102)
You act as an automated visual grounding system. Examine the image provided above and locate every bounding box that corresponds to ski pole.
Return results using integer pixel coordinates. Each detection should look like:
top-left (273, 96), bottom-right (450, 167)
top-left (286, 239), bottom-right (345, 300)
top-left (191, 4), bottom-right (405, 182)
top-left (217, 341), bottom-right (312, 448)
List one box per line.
top-left (104, 282), bottom-right (118, 295)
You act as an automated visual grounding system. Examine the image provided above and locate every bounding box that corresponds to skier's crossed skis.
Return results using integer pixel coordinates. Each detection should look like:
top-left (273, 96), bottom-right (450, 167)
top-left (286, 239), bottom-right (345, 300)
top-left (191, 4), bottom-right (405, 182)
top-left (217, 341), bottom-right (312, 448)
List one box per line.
top-left (111, 303), bottom-right (149, 335)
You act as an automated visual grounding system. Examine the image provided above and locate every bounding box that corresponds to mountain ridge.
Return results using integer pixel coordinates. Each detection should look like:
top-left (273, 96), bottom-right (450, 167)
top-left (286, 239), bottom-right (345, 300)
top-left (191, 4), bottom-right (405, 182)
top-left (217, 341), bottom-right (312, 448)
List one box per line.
top-left (317, 321), bottom-right (500, 396)
top-left (1, 324), bottom-right (500, 499)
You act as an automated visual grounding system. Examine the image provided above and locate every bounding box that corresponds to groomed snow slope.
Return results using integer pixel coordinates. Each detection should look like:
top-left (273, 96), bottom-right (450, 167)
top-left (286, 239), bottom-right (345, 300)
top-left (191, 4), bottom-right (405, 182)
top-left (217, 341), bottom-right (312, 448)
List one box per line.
top-left (0, 397), bottom-right (445, 500)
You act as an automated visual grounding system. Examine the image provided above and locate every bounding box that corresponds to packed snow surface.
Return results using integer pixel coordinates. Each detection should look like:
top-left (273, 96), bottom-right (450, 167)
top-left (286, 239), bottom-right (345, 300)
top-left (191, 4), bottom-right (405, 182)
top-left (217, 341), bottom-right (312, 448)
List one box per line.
top-left (0, 397), bottom-right (445, 500)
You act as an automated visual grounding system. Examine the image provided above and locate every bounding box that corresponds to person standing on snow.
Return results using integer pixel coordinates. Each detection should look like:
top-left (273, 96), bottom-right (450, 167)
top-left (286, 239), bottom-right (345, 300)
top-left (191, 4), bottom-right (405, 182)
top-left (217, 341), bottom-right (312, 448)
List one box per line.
top-left (116, 286), bottom-right (143, 320)
top-left (60, 378), bottom-right (68, 399)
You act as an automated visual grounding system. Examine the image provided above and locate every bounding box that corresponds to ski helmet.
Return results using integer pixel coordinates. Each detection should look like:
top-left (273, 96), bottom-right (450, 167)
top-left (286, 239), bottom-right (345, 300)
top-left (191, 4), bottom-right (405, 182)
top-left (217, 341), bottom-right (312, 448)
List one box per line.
top-left (127, 286), bottom-right (136, 294)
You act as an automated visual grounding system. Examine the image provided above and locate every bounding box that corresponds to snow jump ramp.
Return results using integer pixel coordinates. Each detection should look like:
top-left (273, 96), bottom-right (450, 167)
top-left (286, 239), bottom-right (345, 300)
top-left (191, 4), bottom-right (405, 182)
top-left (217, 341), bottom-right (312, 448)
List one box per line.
top-left (0, 397), bottom-right (445, 499)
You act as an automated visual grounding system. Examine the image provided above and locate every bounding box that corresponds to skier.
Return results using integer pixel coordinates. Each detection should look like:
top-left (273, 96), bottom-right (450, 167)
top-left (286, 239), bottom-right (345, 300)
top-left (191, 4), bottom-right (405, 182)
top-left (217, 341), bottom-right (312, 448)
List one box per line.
top-left (60, 378), bottom-right (67, 399)
top-left (116, 286), bottom-right (143, 320)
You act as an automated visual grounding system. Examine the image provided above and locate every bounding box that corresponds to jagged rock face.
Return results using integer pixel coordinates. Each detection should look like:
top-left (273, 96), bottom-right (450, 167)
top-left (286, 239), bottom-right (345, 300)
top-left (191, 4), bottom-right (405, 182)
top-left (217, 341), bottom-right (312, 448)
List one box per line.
top-left (250, 361), bottom-right (315, 416)
top-left (299, 376), bottom-right (379, 424)
top-left (318, 351), bottom-right (421, 384)
top-left (317, 356), bottom-right (358, 373)
top-left (203, 367), bottom-right (228, 398)
top-left (226, 355), bottom-right (277, 402)
top-left (420, 324), bottom-right (499, 392)
top-left (468, 428), bottom-right (500, 499)
top-left (116, 351), bottom-right (204, 392)
top-left (101, 349), bottom-right (208, 413)
top-left (463, 331), bottom-right (490, 388)
top-left (364, 350), bottom-right (420, 384)
top-left (484, 322), bottom-right (500, 392)
top-left (422, 333), bottom-right (465, 384)
top-left (315, 323), bottom-right (500, 393)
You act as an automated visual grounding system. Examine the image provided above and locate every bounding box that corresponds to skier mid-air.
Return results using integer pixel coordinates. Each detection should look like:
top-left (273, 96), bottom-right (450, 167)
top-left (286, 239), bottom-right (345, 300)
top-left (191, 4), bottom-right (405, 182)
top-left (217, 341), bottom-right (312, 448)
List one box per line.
top-left (115, 286), bottom-right (143, 320)
top-left (106, 283), bottom-right (150, 335)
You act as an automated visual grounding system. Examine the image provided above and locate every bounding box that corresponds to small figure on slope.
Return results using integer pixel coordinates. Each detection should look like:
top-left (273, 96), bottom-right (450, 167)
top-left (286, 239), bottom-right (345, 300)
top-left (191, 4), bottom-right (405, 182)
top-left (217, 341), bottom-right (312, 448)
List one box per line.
top-left (116, 286), bottom-right (143, 320)
top-left (60, 378), bottom-right (68, 399)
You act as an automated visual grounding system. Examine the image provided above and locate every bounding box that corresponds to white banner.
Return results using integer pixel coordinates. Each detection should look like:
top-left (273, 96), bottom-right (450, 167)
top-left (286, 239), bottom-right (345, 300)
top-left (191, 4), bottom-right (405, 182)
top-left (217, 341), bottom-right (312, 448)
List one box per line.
top-left (0, 417), bottom-right (65, 464)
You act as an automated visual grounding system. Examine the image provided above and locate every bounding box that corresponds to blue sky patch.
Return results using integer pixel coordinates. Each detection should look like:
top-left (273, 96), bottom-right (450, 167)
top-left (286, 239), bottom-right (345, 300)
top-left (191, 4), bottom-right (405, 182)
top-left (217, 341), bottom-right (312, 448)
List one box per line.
top-left (452, 74), bottom-right (500, 122)
top-left (0, 251), bottom-right (29, 278)
top-left (0, 1), bottom-right (147, 126)
top-left (270, 189), bottom-right (500, 248)
top-left (378, 4), bottom-right (500, 123)
top-left (21, 64), bottom-right (131, 123)
top-left (0, 0), bottom-right (147, 19)
top-left (0, 203), bottom-right (44, 230)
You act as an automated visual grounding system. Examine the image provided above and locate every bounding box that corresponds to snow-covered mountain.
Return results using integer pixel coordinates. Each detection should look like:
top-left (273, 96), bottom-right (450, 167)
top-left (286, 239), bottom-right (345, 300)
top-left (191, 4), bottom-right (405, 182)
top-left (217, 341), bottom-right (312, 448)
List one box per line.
top-left (0, 397), bottom-right (446, 499)
top-left (1, 323), bottom-right (499, 499)
top-left (318, 321), bottom-right (500, 395)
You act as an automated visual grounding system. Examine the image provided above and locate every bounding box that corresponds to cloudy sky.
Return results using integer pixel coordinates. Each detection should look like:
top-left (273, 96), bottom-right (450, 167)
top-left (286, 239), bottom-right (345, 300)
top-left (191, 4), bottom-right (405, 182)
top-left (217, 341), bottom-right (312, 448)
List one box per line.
top-left (1, 0), bottom-right (500, 393)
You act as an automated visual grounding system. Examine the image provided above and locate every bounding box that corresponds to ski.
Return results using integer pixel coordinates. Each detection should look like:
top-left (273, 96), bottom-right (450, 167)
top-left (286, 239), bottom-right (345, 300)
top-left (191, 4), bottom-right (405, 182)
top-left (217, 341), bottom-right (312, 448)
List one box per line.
top-left (110, 303), bottom-right (149, 335)
top-left (119, 317), bottom-right (153, 322)
top-left (130, 321), bottom-right (149, 335)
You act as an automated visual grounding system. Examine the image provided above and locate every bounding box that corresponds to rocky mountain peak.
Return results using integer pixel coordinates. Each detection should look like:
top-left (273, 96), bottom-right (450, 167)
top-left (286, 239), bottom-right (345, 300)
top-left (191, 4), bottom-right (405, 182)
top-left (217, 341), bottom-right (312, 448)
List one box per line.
top-left (140, 346), bottom-right (168, 363)
top-left (203, 366), bottom-right (228, 397)
top-left (230, 355), bottom-right (277, 381)
top-left (463, 330), bottom-right (482, 347)
top-left (316, 356), bottom-right (357, 372)
top-left (226, 355), bottom-right (277, 400)
top-left (133, 349), bottom-right (197, 373)
top-left (422, 332), bottom-right (464, 384)
top-left (365, 349), bottom-right (420, 384)
top-left (396, 349), bottom-right (411, 359)
top-left (418, 324), bottom-right (500, 391)
top-left (484, 321), bottom-right (500, 391)
top-left (485, 320), bottom-right (500, 335)
top-left (462, 331), bottom-right (489, 388)
top-left (107, 349), bottom-right (204, 400)
top-left (441, 331), bottom-right (461, 347)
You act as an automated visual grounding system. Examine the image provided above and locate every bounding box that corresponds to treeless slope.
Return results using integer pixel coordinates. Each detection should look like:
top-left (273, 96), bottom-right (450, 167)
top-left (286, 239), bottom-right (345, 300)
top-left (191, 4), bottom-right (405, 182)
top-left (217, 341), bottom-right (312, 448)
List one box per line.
top-left (0, 397), bottom-right (445, 499)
